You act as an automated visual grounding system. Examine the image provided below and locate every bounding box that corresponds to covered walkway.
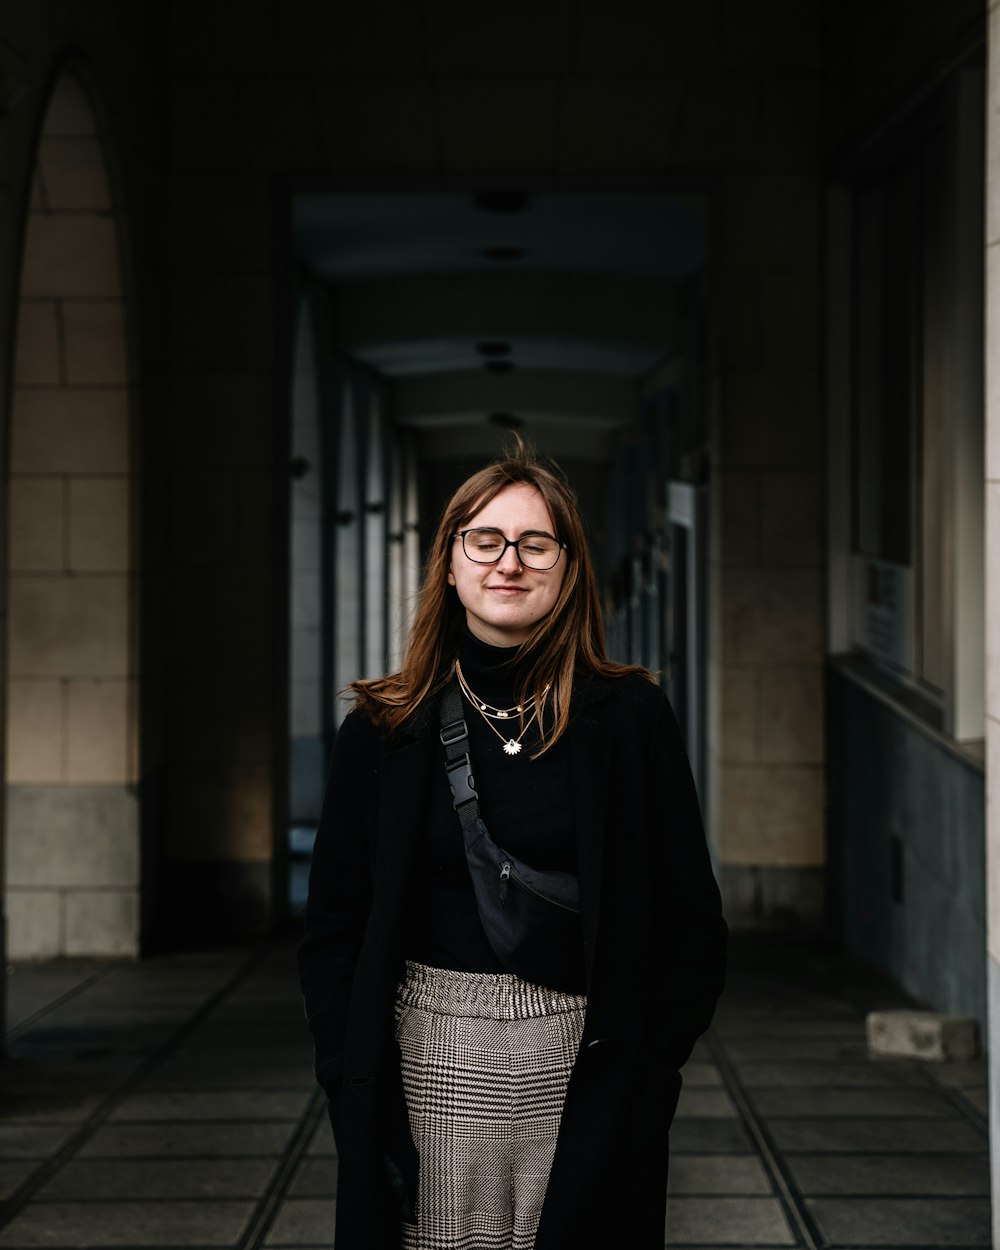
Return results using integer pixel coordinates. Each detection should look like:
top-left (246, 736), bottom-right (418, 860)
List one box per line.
top-left (0, 939), bottom-right (989, 1249)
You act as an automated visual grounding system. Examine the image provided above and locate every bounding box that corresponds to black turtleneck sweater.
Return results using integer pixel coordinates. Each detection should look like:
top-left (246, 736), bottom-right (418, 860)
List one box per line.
top-left (405, 626), bottom-right (582, 988)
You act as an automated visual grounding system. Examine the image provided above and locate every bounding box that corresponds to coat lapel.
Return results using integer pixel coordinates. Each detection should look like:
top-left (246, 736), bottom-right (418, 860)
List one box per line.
top-left (568, 679), bottom-right (614, 1001)
top-left (374, 731), bottom-right (436, 901)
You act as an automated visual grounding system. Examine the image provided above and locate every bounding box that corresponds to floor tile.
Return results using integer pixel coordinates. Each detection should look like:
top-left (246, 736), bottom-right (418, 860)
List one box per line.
top-left (750, 1088), bottom-right (952, 1117)
top-left (718, 995), bottom-right (857, 1015)
top-left (146, 1063), bottom-right (315, 1091)
top-left (738, 1061), bottom-right (920, 1088)
top-left (186, 1023), bottom-right (314, 1045)
top-left (36, 1157), bottom-right (280, 1200)
top-left (668, 1155), bottom-right (772, 1195)
top-left (725, 1040), bottom-right (870, 1062)
top-left (0, 1060), bottom-right (126, 1095)
top-left (0, 1200), bottom-right (254, 1247)
top-left (171, 1044), bottom-right (314, 1066)
top-left (109, 1090), bottom-right (310, 1122)
top-left (807, 1197), bottom-right (991, 1245)
top-left (933, 1060), bottom-right (989, 1088)
top-left (669, 1119), bottom-right (755, 1154)
top-left (305, 1122), bottom-right (336, 1158)
top-left (285, 1157), bottom-right (337, 1197)
top-left (681, 1063), bottom-right (724, 1088)
top-left (786, 1152), bottom-right (991, 1196)
top-left (0, 1092), bottom-right (104, 1124)
top-left (77, 1121), bottom-right (297, 1159)
top-left (5, 966), bottom-right (111, 1034)
top-left (769, 1118), bottom-right (987, 1153)
top-left (0, 1161), bottom-right (38, 1202)
top-left (665, 1197), bottom-right (794, 1245)
top-left (715, 1016), bottom-right (865, 1039)
top-left (0, 1127), bottom-right (76, 1161)
top-left (958, 1087), bottom-right (989, 1116)
top-left (676, 1088), bottom-right (738, 1118)
top-left (265, 1198), bottom-right (336, 1245)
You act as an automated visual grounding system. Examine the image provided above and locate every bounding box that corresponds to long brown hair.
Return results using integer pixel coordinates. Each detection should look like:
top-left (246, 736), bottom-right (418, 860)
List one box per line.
top-left (350, 436), bottom-right (650, 751)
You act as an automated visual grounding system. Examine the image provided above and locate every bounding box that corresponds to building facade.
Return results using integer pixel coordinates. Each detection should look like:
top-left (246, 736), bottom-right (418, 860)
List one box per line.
top-left (0, 0), bottom-right (997, 1233)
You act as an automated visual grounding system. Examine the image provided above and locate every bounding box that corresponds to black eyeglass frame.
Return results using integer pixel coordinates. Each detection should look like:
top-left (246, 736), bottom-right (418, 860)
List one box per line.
top-left (454, 528), bottom-right (568, 570)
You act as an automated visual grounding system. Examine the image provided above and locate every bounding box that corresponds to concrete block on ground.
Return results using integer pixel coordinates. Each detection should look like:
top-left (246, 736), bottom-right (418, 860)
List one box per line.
top-left (866, 1010), bottom-right (978, 1060)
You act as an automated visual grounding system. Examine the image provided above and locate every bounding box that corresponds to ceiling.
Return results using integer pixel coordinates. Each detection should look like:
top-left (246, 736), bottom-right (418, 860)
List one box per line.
top-left (294, 192), bottom-right (706, 281)
top-left (292, 190), bottom-right (707, 459)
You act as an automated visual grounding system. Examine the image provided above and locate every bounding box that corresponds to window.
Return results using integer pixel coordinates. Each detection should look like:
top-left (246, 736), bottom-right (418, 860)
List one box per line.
top-left (833, 66), bottom-right (984, 741)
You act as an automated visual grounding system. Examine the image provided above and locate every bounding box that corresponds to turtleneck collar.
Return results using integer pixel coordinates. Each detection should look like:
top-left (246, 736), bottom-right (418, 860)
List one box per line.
top-left (458, 623), bottom-right (529, 707)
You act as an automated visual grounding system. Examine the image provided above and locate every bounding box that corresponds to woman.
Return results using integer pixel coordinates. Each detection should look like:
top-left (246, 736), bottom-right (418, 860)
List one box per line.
top-left (297, 441), bottom-right (727, 1250)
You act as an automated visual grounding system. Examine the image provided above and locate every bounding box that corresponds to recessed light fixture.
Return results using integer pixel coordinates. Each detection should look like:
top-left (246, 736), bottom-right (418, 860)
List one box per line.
top-left (481, 246), bottom-right (526, 262)
top-left (486, 360), bottom-right (514, 373)
top-left (477, 341), bottom-right (512, 357)
top-left (475, 191), bottom-right (529, 214)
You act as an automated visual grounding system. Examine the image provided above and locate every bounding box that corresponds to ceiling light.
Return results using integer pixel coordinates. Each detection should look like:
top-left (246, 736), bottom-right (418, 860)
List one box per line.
top-left (481, 246), bottom-right (526, 262)
top-left (475, 191), bottom-right (529, 214)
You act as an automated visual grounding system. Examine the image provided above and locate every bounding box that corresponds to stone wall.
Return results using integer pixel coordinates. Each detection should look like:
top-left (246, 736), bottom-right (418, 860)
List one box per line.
top-left (830, 669), bottom-right (986, 1028)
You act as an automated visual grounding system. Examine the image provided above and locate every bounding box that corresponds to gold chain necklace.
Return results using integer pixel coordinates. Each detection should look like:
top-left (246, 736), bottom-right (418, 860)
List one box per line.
top-left (454, 661), bottom-right (538, 720)
top-left (454, 662), bottom-right (547, 757)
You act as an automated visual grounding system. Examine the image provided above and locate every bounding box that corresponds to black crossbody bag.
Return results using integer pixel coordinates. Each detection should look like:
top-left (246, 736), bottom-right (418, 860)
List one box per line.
top-left (438, 680), bottom-right (583, 992)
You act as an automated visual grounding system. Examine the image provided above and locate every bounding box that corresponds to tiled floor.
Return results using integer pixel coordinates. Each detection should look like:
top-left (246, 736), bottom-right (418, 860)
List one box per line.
top-left (0, 937), bottom-right (990, 1249)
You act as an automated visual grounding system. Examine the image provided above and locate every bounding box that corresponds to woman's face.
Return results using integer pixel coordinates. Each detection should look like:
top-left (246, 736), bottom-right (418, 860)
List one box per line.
top-left (448, 482), bottom-right (567, 647)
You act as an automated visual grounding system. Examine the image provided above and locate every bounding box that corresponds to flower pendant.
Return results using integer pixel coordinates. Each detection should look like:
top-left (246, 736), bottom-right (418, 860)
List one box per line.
top-left (503, 739), bottom-right (522, 756)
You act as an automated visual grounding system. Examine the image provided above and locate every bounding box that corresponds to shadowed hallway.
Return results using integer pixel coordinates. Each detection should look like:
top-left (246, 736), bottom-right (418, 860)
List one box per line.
top-left (0, 939), bottom-right (988, 1249)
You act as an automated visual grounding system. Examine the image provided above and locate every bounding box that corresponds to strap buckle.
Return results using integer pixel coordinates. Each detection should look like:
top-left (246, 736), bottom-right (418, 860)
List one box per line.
top-left (444, 753), bottom-right (478, 809)
top-left (439, 717), bottom-right (468, 749)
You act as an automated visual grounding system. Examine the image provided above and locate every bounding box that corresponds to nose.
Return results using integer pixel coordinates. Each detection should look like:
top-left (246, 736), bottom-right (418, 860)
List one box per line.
top-left (495, 541), bottom-right (523, 574)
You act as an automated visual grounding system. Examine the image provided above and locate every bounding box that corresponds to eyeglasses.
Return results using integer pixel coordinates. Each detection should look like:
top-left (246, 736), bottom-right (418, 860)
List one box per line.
top-left (455, 528), bottom-right (566, 571)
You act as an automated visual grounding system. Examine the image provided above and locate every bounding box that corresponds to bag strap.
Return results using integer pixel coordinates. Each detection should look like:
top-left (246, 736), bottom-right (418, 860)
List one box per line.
top-left (438, 678), bottom-right (480, 831)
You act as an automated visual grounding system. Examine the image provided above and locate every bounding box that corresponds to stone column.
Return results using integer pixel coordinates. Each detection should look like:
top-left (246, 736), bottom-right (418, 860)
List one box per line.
top-left (709, 175), bottom-right (826, 928)
top-left (5, 74), bottom-right (139, 958)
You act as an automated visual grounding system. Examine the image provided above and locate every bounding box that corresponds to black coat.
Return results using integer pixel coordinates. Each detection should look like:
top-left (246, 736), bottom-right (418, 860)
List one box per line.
top-left (297, 671), bottom-right (727, 1250)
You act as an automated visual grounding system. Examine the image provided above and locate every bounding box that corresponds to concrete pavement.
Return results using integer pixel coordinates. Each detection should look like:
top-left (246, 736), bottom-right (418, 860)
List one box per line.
top-left (0, 937), bottom-right (989, 1249)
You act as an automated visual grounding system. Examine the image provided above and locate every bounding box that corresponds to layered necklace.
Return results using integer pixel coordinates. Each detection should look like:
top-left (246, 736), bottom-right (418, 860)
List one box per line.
top-left (454, 660), bottom-right (549, 757)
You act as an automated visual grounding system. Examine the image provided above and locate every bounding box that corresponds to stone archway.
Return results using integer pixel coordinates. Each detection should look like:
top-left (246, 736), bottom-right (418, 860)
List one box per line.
top-left (4, 70), bottom-right (138, 958)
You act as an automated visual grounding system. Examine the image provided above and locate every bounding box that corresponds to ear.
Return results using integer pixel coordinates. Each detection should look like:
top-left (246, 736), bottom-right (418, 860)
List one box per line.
top-left (447, 565), bottom-right (456, 586)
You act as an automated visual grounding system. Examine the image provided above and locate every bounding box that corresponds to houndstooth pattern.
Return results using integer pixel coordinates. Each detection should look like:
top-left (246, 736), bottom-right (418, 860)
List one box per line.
top-left (395, 962), bottom-right (586, 1250)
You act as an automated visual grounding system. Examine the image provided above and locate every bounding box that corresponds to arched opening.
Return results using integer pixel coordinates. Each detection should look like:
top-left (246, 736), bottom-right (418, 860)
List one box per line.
top-left (4, 71), bottom-right (138, 958)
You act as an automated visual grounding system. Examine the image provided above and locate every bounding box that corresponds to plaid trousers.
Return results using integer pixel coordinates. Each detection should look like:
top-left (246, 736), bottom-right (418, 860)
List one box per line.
top-left (394, 961), bottom-right (587, 1250)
